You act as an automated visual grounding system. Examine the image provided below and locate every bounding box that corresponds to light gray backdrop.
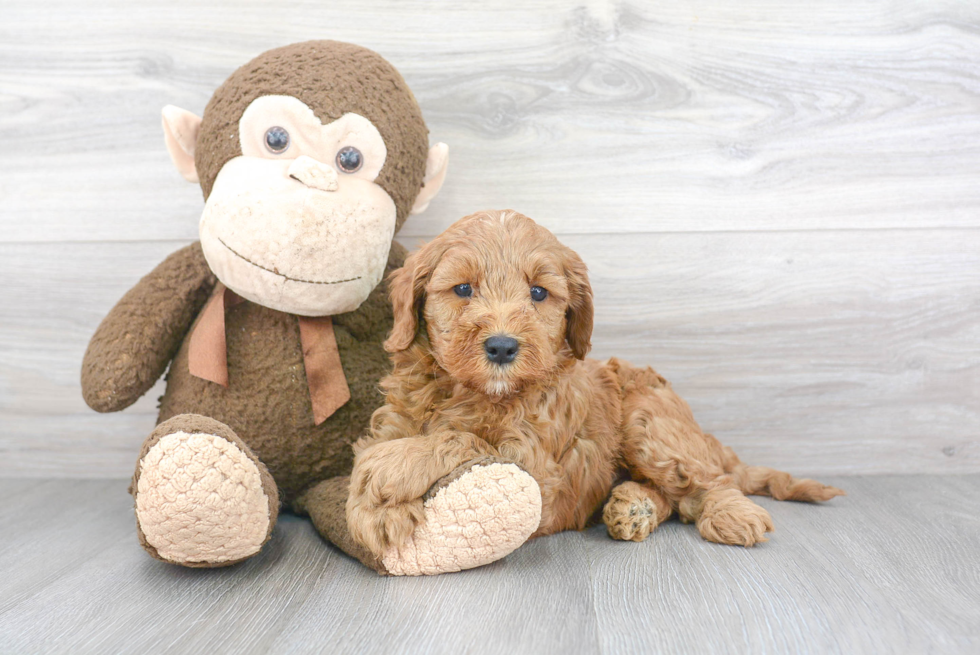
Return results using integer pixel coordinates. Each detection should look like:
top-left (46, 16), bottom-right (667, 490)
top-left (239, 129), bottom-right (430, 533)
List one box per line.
top-left (1, 0), bottom-right (978, 477)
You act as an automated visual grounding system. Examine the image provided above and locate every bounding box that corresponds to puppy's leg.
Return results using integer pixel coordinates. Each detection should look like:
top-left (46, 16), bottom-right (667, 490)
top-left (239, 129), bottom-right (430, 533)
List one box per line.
top-left (602, 481), bottom-right (672, 542)
top-left (347, 430), bottom-right (495, 557)
top-left (673, 448), bottom-right (843, 546)
top-left (611, 358), bottom-right (775, 547)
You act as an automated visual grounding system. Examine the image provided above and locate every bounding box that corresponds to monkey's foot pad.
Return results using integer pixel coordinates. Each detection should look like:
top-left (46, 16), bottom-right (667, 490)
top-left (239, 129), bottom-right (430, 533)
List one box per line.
top-left (381, 458), bottom-right (542, 576)
top-left (135, 431), bottom-right (272, 566)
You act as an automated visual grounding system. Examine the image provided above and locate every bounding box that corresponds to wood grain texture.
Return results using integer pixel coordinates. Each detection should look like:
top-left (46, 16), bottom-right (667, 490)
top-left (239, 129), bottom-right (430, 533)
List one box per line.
top-left (1, 0), bottom-right (979, 476)
top-left (1, 476), bottom-right (977, 654)
top-left (2, 1), bottom-right (980, 241)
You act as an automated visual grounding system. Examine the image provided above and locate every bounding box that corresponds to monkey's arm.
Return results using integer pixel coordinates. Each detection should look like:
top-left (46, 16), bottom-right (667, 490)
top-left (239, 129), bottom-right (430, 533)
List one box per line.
top-left (81, 241), bottom-right (216, 413)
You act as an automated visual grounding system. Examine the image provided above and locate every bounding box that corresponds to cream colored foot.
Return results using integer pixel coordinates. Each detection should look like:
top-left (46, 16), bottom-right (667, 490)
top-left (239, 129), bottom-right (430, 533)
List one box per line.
top-left (135, 428), bottom-right (274, 566)
top-left (380, 459), bottom-right (542, 576)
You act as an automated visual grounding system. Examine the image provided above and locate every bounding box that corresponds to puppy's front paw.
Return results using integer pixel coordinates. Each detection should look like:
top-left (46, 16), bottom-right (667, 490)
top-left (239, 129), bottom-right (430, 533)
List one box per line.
top-left (603, 482), bottom-right (671, 542)
top-left (696, 489), bottom-right (774, 547)
top-left (347, 498), bottom-right (427, 558)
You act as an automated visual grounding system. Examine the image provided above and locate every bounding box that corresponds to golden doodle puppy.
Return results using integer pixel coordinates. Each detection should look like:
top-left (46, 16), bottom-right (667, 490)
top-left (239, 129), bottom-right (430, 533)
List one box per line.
top-left (347, 210), bottom-right (843, 565)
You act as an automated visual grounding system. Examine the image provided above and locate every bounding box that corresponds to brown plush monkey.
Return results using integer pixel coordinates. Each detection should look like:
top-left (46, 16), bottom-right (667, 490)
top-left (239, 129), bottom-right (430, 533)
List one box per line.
top-left (81, 41), bottom-right (540, 575)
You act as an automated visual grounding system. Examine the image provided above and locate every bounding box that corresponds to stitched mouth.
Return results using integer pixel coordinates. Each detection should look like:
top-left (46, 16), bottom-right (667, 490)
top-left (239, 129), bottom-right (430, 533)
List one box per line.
top-left (217, 237), bottom-right (362, 286)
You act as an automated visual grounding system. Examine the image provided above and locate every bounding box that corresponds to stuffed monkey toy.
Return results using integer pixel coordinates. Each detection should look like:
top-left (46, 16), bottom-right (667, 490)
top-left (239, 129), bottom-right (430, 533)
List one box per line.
top-left (82, 41), bottom-right (542, 575)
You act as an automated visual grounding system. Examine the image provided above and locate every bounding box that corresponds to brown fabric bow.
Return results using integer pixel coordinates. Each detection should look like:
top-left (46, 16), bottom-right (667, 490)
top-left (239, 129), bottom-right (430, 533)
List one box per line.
top-left (188, 283), bottom-right (351, 425)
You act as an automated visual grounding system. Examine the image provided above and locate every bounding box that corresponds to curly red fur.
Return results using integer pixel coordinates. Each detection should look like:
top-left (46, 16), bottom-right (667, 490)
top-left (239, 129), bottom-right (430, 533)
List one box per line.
top-left (347, 210), bottom-right (844, 557)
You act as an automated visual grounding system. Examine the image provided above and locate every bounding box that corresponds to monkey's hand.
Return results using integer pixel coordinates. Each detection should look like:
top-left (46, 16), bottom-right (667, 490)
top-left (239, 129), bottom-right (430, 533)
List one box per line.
top-left (81, 241), bottom-right (216, 413)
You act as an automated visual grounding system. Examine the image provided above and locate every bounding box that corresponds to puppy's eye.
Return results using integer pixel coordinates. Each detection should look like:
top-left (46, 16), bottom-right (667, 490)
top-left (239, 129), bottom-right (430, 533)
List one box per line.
top-left (336, 146), bottom-right (363, 173)
top-left (530, 286), bottom-right (548, 302)
top-left (264, 126), bottom-right (290, 154)
top-left (453, 283), bottom-right (473, 298)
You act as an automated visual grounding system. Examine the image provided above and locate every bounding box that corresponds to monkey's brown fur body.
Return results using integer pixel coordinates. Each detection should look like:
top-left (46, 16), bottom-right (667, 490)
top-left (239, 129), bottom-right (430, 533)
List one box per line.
top-left (347, 211), bottom-right (844, 557)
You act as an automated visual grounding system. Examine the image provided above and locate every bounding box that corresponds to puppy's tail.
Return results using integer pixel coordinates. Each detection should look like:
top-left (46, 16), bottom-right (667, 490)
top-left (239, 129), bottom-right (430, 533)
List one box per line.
top-left (723, 447), bottom-right (845, 503)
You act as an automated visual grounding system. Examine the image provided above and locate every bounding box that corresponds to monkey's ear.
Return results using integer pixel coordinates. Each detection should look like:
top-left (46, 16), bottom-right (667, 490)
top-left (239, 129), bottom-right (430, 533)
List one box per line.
top-left (409, 143), bottom-right (449, 215)
top-left (563, 247), bottom-right (594, 360)
top-left (162, 105), bottom-right (202, 183)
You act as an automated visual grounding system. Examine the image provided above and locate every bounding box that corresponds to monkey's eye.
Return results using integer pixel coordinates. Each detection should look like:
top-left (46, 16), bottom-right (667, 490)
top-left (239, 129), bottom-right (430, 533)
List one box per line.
top-left (530, 286), bottom-right (548, 302)
top-left (336, 146), bottom-right (363, 173)
top-left (453, 283), bottom-right (473, 298)
top-left (264, 126), bottom-right (290, 154)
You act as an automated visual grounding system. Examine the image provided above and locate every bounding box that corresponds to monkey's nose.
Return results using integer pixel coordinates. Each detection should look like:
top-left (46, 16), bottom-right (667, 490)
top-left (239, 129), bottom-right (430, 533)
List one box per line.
top-left (484, 335), bottom-right (519, 365)
top-left (288, 155), bottom-right (338, 192)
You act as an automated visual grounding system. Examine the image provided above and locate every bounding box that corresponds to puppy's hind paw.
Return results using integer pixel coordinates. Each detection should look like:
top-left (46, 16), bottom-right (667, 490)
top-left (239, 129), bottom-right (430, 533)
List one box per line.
top-left (696, 489), bottom-right (774, 547)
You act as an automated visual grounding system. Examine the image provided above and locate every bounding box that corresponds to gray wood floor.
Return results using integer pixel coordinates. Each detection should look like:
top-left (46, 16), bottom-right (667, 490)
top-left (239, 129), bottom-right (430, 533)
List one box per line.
top-left (2, 475), bottom-right (978, 654)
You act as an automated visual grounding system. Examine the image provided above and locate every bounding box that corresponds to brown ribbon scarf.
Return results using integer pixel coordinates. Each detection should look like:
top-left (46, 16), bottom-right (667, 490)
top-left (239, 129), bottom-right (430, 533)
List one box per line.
top-left (187, 283), bottom-right (351, 425)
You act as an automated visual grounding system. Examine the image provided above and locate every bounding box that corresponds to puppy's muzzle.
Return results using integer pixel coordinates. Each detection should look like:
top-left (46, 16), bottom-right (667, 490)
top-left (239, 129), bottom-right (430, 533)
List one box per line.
top-left (484, 335), bottom-right (519, 365)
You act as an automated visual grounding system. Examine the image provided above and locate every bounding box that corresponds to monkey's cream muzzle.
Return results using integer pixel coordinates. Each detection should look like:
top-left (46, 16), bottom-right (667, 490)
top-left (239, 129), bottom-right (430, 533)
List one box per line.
top-left (199, 155), bottom-right (396, 317)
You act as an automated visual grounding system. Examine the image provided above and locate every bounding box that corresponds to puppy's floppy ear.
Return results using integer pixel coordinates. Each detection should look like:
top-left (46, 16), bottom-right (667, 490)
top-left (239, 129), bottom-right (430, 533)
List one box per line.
top-left (384, 241), bottom-right (444, 352)
top-left (562, 246), bottom-right (594, 359)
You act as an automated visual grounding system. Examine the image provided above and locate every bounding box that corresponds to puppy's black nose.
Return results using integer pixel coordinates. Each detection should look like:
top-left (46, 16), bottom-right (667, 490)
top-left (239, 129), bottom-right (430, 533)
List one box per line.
top-left (484, 335), bottom-right (519, 365)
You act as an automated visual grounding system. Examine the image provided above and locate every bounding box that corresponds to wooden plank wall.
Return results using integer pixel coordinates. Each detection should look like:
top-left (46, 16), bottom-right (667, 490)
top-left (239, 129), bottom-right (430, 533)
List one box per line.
top-left (1, 1), bottom-right (978, 477)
